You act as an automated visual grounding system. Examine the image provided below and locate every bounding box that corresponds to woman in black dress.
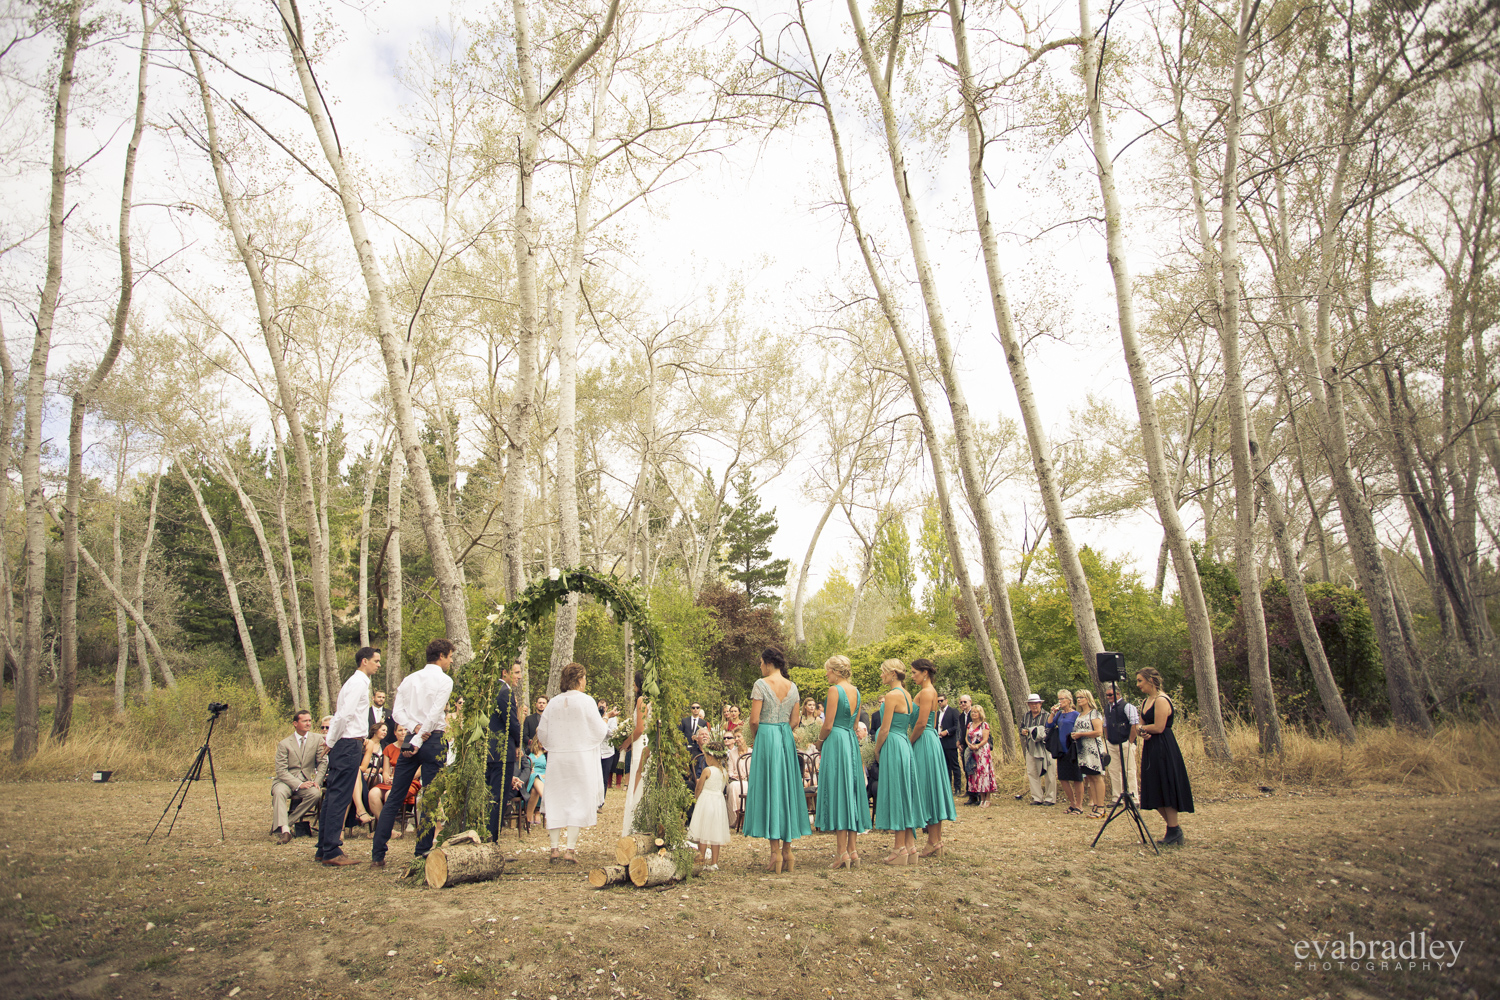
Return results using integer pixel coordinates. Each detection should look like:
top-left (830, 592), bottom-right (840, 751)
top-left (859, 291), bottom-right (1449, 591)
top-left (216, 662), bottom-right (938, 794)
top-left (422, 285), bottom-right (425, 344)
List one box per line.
top-left (1135, 667), bottom-right (1194, 846)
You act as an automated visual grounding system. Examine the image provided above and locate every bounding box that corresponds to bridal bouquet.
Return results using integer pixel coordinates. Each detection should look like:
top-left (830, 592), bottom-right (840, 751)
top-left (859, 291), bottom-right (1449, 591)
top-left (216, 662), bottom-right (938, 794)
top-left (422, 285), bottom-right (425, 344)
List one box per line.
top-left (606, 720), bottom-right (636, 753)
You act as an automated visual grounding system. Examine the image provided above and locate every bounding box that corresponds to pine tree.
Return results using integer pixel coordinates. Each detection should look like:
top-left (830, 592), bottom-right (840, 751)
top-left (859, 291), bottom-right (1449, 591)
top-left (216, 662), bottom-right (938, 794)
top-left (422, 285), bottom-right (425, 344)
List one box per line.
top-left (721, 470), bottom-right (791, 606)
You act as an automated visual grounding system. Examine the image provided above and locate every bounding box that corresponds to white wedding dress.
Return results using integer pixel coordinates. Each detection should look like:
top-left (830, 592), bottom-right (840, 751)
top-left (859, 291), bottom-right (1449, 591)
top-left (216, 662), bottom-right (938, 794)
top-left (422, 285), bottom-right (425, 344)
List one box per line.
top-left (620, 701), bottom-right (652, 836)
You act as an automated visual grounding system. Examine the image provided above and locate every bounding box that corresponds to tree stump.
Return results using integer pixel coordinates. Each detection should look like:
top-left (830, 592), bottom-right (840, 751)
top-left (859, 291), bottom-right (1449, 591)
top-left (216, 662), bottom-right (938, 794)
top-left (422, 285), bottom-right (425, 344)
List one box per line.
top-left (615, 833), bottom-right (657, 865)
top-left (588, 865), bottom-right (632, 888)
top-left (425, 830), bottom-right (508, 888)
top-left (628, 853), bottom-right (681, 887)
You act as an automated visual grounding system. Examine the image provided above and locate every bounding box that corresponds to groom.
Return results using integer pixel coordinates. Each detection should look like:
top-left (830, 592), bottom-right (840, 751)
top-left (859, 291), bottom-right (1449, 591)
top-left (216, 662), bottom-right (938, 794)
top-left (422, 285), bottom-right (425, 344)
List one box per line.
top-left (486, 660), bottom-right (525, 840)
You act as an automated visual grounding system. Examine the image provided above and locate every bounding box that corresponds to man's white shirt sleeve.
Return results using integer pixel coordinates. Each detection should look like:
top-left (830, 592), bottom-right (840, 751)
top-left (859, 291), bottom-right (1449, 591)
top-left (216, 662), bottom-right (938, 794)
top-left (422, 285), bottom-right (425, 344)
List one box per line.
top-left (326, 673), bottom-right (370, 747)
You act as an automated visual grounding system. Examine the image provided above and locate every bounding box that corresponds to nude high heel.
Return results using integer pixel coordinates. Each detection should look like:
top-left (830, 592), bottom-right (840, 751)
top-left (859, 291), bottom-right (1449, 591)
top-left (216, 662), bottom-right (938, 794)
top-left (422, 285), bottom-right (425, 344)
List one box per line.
top-left (782, 845), bottom-right (795, 873)
top-left (882, 848), bottom-right (907, 866)
top-left (918, 843), bottom-right (945, 858)
top-left (829, 852), bottom-right (852, 870)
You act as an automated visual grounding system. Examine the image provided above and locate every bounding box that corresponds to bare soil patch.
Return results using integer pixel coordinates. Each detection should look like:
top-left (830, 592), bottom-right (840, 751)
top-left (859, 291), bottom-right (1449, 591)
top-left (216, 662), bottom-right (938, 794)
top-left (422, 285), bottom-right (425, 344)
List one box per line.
top-left (0, 774), bottom-right (1494, 1000)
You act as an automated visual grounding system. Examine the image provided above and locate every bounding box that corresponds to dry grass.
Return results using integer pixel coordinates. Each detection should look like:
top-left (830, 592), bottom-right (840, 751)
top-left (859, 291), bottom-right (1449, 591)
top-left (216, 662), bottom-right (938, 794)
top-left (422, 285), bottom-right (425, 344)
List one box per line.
top-left (0, 676), bottom-right (284, 782)
top-left (1172, 712), bottom-right (1499, 799)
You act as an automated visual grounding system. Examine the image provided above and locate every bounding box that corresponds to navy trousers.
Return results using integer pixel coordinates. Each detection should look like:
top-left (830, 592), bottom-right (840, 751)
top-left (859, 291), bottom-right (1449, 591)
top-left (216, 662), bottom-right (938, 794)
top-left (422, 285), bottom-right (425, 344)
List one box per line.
top-left (315, 738), bottom-right (362, 861)
top-left (371, 736), bottom-right (444, 863)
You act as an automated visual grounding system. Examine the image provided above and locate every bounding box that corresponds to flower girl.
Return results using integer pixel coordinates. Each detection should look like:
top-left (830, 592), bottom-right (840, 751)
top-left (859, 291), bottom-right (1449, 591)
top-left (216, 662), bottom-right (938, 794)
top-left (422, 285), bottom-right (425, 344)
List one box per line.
top-left (688, 741), bottom-right (732, 866)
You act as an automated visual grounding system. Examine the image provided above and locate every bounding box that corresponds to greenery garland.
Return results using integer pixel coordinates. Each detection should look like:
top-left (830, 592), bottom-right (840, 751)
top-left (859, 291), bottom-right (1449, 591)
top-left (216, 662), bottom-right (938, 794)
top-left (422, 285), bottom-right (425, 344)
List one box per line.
top-left (419, 566), bottom-right (692, 872)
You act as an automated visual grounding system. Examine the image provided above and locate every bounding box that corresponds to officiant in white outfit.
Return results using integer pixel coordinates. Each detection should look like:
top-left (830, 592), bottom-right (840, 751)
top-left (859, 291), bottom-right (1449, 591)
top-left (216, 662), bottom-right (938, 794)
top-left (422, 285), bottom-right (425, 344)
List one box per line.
top-left (535, 662), bottom-right (607, 864)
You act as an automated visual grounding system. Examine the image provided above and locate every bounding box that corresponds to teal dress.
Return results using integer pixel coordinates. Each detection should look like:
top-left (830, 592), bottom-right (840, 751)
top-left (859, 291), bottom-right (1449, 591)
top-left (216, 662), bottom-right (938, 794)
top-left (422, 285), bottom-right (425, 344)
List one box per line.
top-left (524, 751), bottom-right (546, 796)
top-left (743, 678), bottom-right (813, 841)
top-left (912, 698), bottom-right (957, 827)
top-left (872, 695), bottom-right (922, 833)
top-left (813, 686), bottom-right (871, 834)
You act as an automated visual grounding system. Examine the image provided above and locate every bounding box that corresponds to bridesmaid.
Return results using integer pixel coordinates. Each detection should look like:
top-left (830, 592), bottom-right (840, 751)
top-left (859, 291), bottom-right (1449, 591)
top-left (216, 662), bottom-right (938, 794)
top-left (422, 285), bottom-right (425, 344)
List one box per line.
top-left (871, 659), bottom-right (921, 866)
top-left (814, 655), bottom-right (870, 869)
top-left (909, 659), bottom-right (956, 856)
top-left (743, 646), bottom-right (811, 872)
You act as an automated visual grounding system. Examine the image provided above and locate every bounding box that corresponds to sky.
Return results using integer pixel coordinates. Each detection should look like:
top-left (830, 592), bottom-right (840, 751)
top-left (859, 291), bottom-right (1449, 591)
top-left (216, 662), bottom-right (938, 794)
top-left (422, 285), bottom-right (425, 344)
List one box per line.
top-left (0, 0), bottom-right (1186, 614)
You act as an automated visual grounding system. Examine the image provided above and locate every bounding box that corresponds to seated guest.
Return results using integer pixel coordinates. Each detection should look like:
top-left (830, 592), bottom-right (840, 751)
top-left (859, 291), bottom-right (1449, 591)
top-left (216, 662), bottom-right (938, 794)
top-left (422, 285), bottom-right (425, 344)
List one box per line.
top-left (353, 722), bottom-right (387, 825)
top-left (272, 710), bottom-right (326, 843)
top-left (524, 739), bottom-right (548, 825)
top-left (366, 723), bottom-right (401, 821)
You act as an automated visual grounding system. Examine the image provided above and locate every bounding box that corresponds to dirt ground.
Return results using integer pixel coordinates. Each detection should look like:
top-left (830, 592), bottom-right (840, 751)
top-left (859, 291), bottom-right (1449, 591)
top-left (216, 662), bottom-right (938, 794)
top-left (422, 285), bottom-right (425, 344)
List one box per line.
top-left (0, 771), bottom-right (1494, 1000)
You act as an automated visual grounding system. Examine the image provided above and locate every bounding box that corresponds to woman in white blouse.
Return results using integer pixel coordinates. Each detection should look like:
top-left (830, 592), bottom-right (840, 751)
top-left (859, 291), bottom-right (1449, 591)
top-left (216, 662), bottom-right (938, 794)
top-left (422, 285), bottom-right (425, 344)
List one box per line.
top-left (535, 662), bottom-right (608, 863)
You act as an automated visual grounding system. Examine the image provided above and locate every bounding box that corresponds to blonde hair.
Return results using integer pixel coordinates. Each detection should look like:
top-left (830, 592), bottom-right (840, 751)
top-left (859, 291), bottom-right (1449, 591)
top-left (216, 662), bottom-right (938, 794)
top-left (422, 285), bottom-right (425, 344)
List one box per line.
top-left (825, 655), bottom-right (852, 679)
top-left (969, 704), bottom-right (986, 722)
top-left (1056, 689), bottom-right (1073, 702)
top-left (1074, 689), bottom-right (1096, 711)
top-left (880, 658), bottom-right (907, 682)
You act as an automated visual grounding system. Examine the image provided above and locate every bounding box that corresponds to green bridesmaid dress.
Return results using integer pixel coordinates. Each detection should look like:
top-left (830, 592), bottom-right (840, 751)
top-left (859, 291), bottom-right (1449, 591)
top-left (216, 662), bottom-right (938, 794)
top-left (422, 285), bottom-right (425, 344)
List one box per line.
top-left (743, 677), bottom-right (813, 842)
top-left (912, 698), bottom-right (957, 827)
top-left (814, 686), bottom-right (871, 834)
top-left (872, 696), bottom-right (922, 833)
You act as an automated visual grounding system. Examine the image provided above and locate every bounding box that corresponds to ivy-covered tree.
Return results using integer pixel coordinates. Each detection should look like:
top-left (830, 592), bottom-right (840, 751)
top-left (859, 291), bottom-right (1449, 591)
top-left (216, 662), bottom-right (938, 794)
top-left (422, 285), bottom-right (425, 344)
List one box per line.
top-left (721, 470), bottom-right (791, 607)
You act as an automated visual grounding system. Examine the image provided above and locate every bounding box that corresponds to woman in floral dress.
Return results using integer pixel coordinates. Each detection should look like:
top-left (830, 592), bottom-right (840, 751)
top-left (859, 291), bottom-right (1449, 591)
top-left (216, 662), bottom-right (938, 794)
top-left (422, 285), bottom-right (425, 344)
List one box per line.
top-left (965, 705), bottom-right (997, 806)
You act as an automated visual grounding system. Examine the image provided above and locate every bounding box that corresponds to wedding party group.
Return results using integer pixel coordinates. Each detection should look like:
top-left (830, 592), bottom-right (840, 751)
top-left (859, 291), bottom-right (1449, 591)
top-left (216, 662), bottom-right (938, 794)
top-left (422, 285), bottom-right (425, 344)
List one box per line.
top-left (272, 639), bottom-right (1194, 869)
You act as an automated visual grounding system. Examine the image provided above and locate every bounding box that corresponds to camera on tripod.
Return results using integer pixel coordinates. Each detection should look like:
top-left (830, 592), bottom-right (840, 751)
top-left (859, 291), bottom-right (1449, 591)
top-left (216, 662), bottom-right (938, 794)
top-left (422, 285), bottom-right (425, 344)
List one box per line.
top-left (208, 702), bottom-right (230, 717)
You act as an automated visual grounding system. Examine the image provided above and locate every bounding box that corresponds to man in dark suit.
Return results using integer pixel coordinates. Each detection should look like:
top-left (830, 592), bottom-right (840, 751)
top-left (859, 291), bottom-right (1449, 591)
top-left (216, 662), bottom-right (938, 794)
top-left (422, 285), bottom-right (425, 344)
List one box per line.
top-left (522, 696), bottom-right (547, 750)
top-left (935, 694), bottom-right (964, 794)
top-left (486, 660), bottom-right (524, 840)
top-left (956, 694), bottom-right (979, 805)
top-left (680, 703), bottom-right (708, 770)
top-left (866, 709), bottom-right (882, 812)
top-left (368, 689), bottom-right (388, 737)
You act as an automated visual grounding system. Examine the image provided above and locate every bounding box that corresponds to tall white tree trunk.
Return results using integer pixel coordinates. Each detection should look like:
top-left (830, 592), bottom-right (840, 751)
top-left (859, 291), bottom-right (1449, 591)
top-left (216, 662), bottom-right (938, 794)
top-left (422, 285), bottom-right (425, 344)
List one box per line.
top-left (111, 434), bottom-right (131, 714)
top-left (811, 4), bottom-right (1017, 757)
top-left (15, 4), bottom-right (81, 762)
top-left (385, 449), bottom-right (406, 691)
top-left (845, 0), bottom-right (1030, 724)
top-left (269, 415), bottom-right (311, 709)
top-left (0, 322), bottom-right (20, 710)
top-left (1278, 151), bottom-right (1433, 733)
top-left (132, 469), bottom-right (168, 690)
top-left (271, 0), bottom-right (473, 668)
top-left (315, 407), bottom-right (334, 705)
top-left (793, 492), bottom-right (845, 646)
top-left (550, 54), bottom-right (612, 686)
top-left (57, 2), bottom-right (157, 741)
top-left (175, 2), bottom-right (340, 710)
top-left (357, 434), bottom-right (389, 649)
top-left (171, 448), bottom-right (268, 706)
top-left (1076, 0), bottom-right (1230, 757)
top-left (947, 0), bottom-right (1105, 691)
top-left (218, 458), bottom-right (303, 709)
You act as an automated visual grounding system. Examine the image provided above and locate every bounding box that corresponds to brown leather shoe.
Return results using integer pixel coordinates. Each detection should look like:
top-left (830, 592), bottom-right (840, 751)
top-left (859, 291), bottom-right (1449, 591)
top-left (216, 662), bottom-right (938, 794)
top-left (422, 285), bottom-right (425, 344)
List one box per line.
top-left (369, 860), bottom-right (386, 869)
top-left (321, 854), bottom-right (362, 867)
top-left (277, 830), bottom-right (292, 845)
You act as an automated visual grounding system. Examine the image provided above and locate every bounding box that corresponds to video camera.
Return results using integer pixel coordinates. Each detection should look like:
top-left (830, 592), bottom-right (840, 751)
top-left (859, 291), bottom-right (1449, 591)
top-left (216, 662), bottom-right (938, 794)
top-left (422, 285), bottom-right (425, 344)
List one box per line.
top-left (208, 702), bottom-right (230, 717)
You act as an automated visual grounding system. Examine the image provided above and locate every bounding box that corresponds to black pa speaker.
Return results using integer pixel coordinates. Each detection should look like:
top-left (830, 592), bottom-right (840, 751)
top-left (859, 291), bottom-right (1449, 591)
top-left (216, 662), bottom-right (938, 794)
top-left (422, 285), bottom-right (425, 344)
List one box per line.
top-left (1096, 651), bottom-right (1124, 683)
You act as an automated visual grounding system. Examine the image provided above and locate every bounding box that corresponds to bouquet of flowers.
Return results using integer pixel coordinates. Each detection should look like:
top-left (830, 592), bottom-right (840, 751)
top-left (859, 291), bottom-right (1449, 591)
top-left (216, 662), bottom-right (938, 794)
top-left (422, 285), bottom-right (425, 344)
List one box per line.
top-left (858, 733), bottom-right (878, 767)
top-left (793, 720), bottom-right (823, 749)
top-left (606, 718), bottom-right (636, 753)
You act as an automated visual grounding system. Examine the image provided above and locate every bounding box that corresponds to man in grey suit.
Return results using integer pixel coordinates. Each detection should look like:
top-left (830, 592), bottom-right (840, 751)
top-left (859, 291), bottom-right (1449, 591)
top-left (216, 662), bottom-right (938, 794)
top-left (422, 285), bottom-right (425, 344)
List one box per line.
top-left (272, 710), bottom-right (327, 844)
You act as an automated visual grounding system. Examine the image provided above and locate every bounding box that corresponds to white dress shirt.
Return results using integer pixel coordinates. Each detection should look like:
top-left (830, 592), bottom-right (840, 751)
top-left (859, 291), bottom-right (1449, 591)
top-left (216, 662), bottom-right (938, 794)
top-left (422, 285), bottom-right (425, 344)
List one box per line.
top-left (393, 663), bottom-right (454, 749)
top-left (326, 672), bottom-right (371, 747)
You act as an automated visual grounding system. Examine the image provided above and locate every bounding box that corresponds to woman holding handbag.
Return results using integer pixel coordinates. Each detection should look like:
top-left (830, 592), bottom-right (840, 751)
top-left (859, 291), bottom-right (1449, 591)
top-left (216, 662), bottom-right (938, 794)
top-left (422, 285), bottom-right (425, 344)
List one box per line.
top-left (1072, 689), bottom-right (1109, 818)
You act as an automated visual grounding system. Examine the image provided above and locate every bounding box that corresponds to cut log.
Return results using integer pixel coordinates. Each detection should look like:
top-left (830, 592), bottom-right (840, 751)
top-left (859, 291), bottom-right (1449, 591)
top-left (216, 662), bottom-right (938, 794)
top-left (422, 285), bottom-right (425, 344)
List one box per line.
top-left (615, 832), bottom-right (657, 865)
top-left (589, 865), bottom-right (632, 888)
top-left (426, 836), bottom-right (508, 888)
top-left (628, 853), bottom-right (681, 887)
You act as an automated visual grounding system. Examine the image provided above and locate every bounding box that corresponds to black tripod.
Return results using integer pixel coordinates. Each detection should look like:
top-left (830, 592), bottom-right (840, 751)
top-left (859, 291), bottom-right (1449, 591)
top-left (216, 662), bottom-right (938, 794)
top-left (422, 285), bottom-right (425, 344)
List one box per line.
top-left (1090, 681), bottom-right (1159, 855)
top-left (148, 705), bottom-right (227, 845)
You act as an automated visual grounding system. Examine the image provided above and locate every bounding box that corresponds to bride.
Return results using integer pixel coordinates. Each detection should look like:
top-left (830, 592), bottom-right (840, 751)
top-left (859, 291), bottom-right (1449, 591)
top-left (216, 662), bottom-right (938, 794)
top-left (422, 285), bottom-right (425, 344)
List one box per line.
top-left (620, 670), bottom-right (652, 836)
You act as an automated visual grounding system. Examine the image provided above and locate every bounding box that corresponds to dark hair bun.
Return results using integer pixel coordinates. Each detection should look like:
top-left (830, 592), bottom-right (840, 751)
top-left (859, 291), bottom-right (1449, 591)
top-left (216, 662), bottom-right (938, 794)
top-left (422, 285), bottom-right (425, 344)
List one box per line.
top-left (761, 646), bottom-right (789, 678)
